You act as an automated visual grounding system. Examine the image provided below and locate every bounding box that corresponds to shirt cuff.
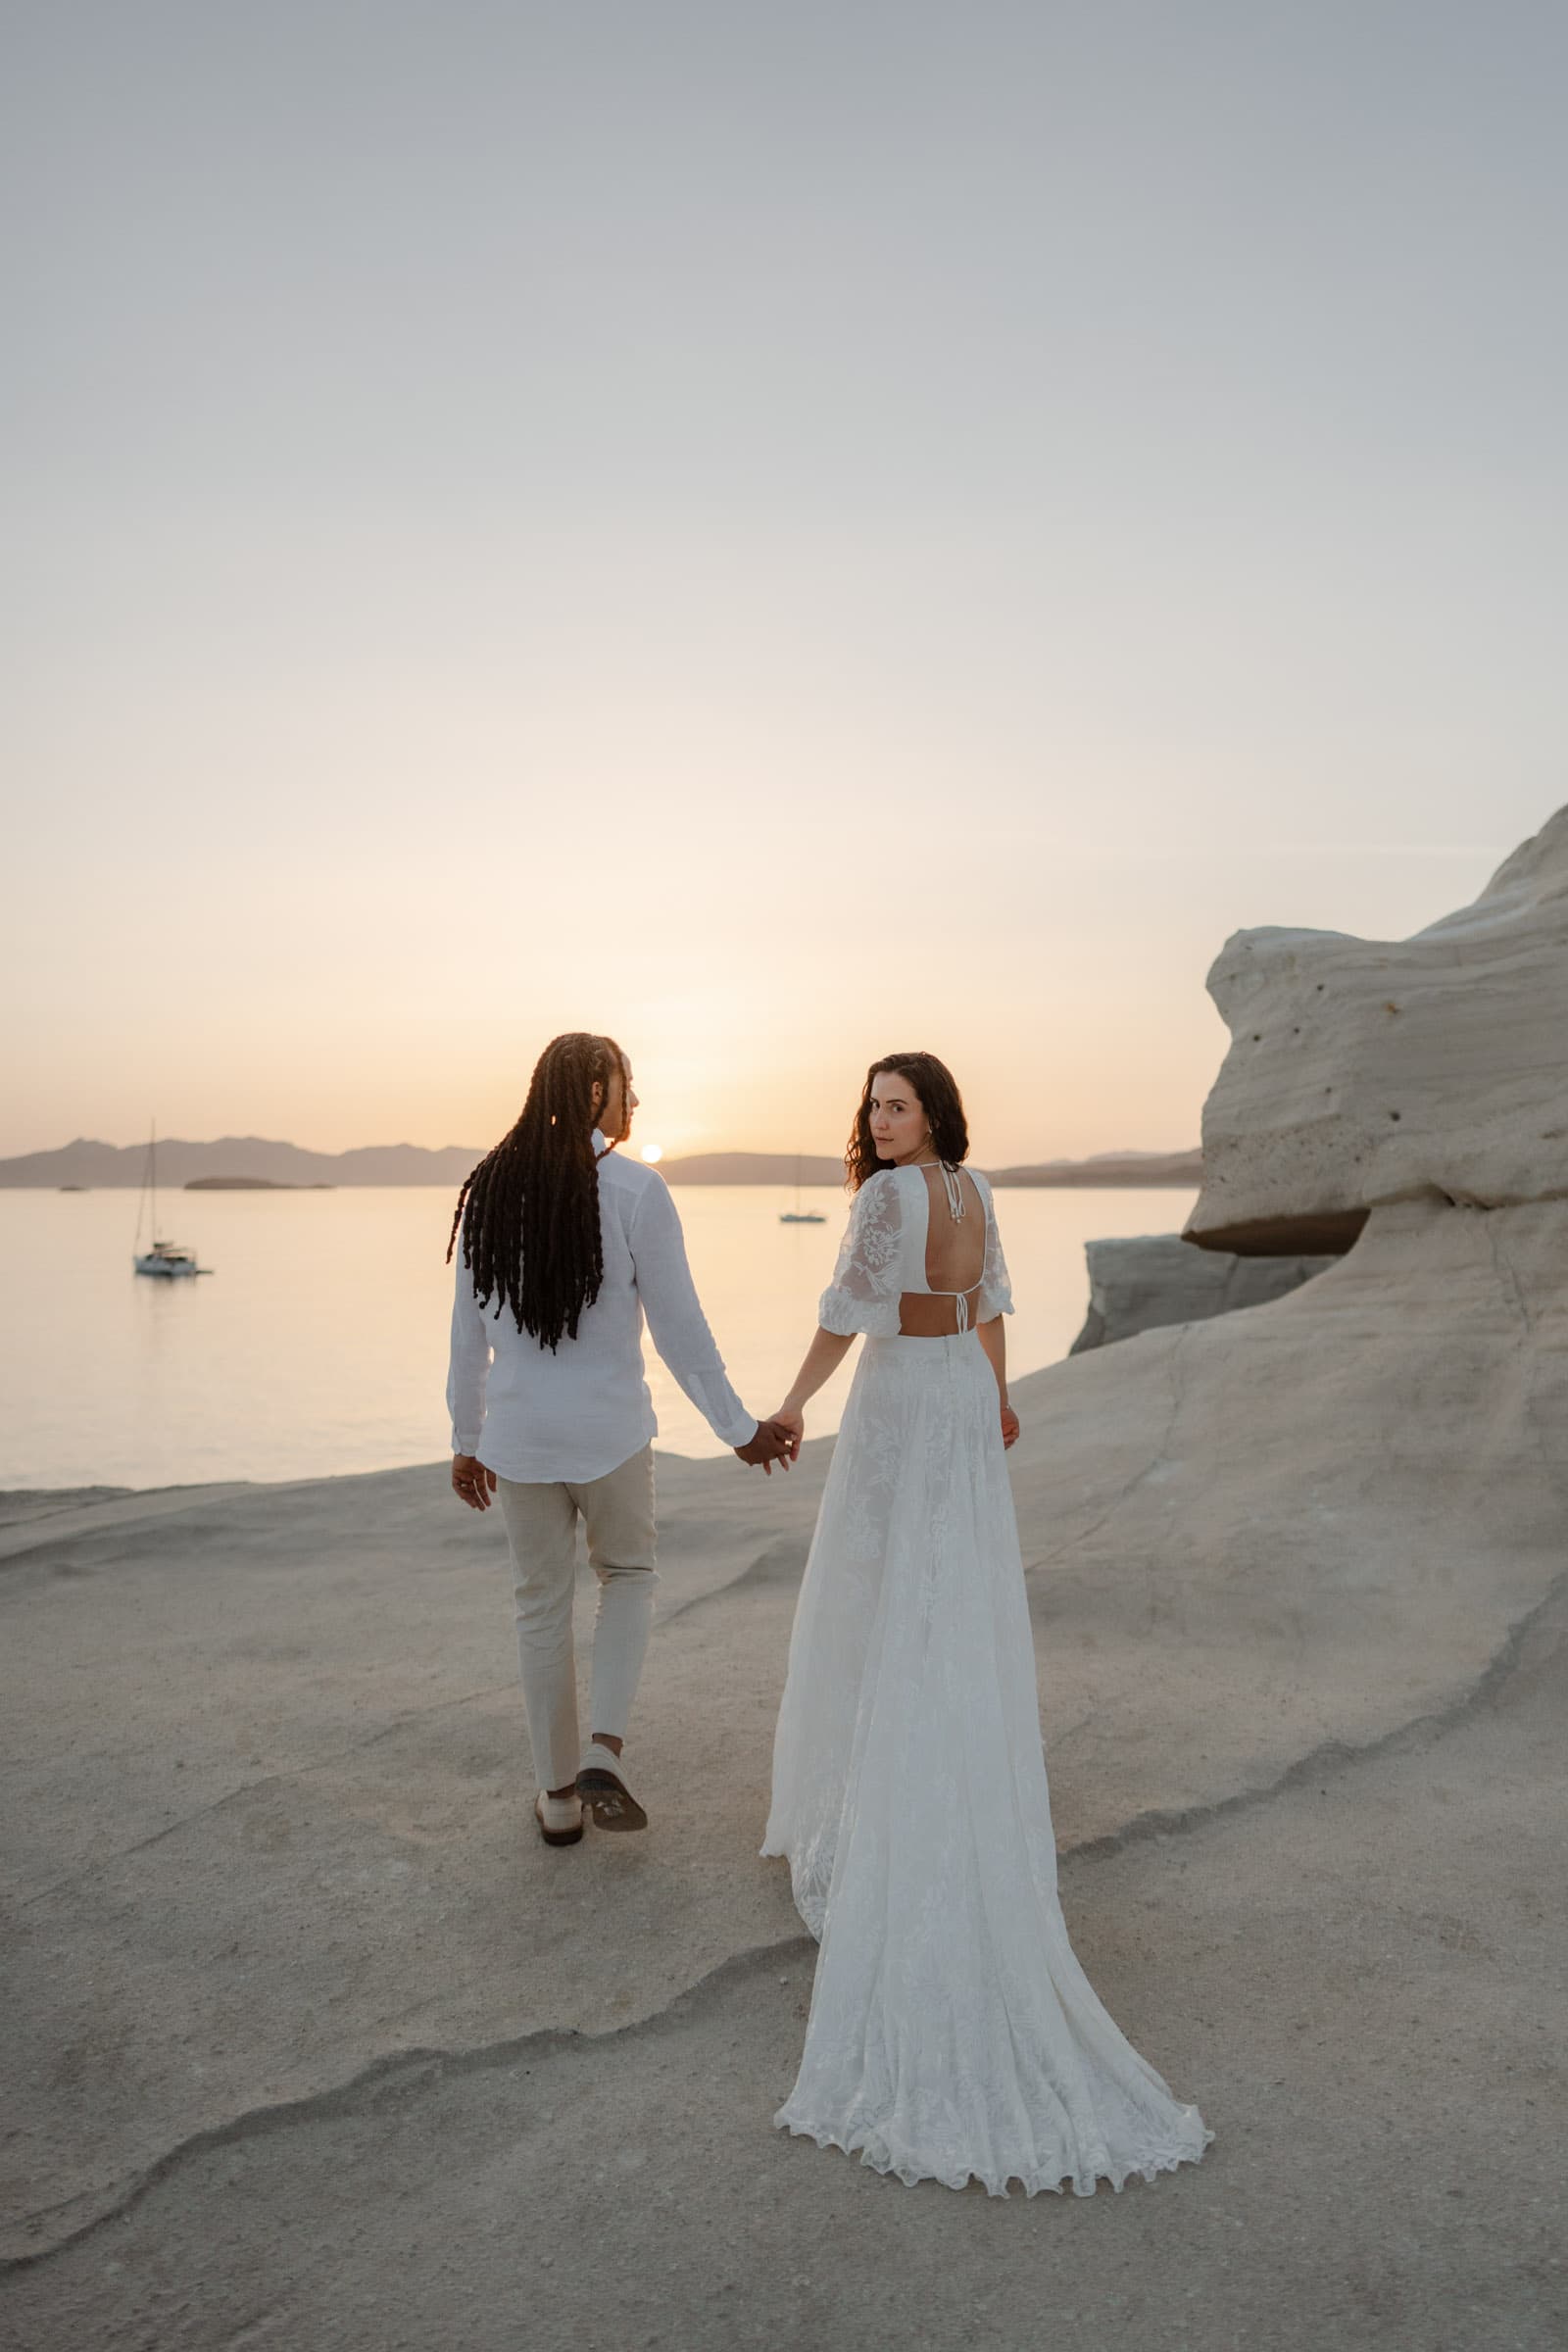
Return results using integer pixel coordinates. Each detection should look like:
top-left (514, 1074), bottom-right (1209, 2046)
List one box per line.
top-left (682, 1368), bottom-right (758, 1448)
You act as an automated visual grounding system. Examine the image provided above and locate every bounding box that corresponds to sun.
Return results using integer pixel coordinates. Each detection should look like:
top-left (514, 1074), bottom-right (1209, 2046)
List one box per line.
top-left (640, 1143), bottom-right (663, 1163)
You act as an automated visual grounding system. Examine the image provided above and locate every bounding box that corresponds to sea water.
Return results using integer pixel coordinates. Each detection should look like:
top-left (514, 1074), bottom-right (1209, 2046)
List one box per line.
top-left (0, 1183), bottom-right (1197, 1491)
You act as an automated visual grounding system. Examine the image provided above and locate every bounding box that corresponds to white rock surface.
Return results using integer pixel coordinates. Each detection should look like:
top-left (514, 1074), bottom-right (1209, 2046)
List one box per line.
top-left (1187, 808), bottom-right (1568, 1253)
top-left (1068, 1233), bottom-right (1333, 1352)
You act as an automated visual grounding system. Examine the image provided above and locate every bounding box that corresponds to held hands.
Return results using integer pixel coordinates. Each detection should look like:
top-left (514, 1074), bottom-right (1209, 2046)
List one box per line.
top-left (772, 1405), bottom-right (805, 1459)
top-left (452, 1453), bottom-right (498, 1510)
top-left (735, 1411), bottom-right (804, 1475)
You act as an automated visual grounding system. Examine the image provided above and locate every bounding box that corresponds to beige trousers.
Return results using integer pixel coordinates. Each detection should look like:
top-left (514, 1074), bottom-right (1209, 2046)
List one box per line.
top-left (496, 1445), bottom-right (658, 1793)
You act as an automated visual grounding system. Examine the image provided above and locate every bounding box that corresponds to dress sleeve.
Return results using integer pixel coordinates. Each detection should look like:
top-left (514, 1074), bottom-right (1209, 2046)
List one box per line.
top-left (974, 1173), bottom-right (1014, 1321)
top-left (818, 1173), bottom-right (905, 1337)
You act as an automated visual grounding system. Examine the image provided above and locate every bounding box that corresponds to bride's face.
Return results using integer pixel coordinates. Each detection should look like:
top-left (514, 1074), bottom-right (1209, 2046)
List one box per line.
top-left (867, 1070), bottom-right (928, 1162)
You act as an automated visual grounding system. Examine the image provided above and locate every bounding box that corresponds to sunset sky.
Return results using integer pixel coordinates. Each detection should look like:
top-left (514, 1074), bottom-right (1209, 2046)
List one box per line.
top-left (6, 2), bottom-right (1565, 1167)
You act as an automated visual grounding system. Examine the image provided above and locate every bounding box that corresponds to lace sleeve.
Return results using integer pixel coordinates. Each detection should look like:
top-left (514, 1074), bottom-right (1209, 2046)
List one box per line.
top-left (818, 1173), bottom-right (904, 1337)
top-left (975, 1174), bottom-right (1014, 1320)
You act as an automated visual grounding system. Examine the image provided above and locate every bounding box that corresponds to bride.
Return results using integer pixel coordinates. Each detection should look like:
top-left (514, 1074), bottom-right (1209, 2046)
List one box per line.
top-left (761, 1052), bottom-right (1211, 2198)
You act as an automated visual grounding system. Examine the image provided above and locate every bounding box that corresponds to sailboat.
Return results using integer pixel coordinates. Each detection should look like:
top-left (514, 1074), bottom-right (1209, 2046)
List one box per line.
top-left (778, 1153), bottom-right (827, 1225)
top-left (133, 1125), bottom-right (209, 1278)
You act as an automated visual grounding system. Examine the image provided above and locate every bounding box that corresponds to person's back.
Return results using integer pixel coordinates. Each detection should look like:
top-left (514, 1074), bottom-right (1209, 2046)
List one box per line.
top-left (463, 1143), bottom-right (730, 1482)
top-left (445, 1030), bottom-right (791, 1847)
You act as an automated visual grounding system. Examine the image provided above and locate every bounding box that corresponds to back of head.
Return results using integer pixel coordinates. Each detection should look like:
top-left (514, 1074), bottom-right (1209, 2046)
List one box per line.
top-left (447, 1031), bottom-right (628, 1349)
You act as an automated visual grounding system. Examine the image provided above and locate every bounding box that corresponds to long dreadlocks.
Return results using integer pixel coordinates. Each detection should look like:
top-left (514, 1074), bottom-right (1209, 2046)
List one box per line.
top-left (446, 1032), bottom-right (629, 1351)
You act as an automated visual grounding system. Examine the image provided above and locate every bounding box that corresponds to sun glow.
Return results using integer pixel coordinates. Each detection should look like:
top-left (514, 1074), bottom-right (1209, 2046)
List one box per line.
top-left (641, 1143), bottom-right (663, 1163)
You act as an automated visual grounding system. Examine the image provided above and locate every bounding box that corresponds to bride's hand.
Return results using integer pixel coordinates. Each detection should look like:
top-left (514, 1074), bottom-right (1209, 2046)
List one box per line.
top-left (1000, 1405), bottom-right (1019, 1450)
top-left (772, 1405), bottom-right (805, 1461)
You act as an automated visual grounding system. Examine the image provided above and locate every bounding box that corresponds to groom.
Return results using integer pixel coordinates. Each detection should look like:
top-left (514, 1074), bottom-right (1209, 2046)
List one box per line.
top-left (446, 1032), bottom-right (794, 1847)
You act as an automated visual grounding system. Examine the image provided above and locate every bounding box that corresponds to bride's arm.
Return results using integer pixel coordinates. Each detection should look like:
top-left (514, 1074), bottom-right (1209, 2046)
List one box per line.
top-left (976, 1314), bottom-right (1019, 1448)
top-left (773, 1327), bottom-right (855, 1444)
top-left (776, 1170), bottom-right (901, 1445)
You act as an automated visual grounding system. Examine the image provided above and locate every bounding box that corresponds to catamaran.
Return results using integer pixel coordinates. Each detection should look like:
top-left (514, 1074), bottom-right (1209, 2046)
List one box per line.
top-left (133, 1125), bottom-right (209, 1277)
top-left (778, 1154), bottom-right (827, 1225)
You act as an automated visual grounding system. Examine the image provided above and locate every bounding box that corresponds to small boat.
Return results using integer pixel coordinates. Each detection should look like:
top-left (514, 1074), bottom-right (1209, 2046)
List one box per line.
top-left (133, 1125), bottom-right (210, 1278)
top-left (136, 1239), bottom-right (203, 1277)
top-left (779, 1155), bottom-right (827, 1225)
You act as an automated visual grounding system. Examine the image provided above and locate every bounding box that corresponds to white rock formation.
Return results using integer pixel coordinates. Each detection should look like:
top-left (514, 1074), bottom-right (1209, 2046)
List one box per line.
top-left (1008, 1192), bottom-right (1568, 1838)
top-left (1186, 808), bottom-right (1568, 1253)
top-left (1021, 808), bottom-right (1568, 1826)
top-left (1068, 1234), bottom-right (1333, 1352)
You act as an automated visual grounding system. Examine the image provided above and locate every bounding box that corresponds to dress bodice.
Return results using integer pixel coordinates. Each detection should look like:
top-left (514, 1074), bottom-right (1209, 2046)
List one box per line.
top-left (817, 1162), bottom-right (1014, 1339)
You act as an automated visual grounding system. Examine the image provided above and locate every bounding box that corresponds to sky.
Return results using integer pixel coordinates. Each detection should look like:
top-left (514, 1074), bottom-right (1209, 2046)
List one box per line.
top-left (4, 0), bottom-right (1565, 1167)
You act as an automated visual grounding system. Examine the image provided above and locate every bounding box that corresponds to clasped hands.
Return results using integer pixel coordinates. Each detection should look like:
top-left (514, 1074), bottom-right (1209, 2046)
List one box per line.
top-left (738, 1396), bottom-right (1017, 1471)
top-left (733, 1406), bottom-right (804, 1475)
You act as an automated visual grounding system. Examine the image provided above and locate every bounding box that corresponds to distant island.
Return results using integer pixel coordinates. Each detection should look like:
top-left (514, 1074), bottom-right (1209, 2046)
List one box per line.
top-left (4, 1136), bottom-right (1200, 1190)
top-left (184, 1177), bottom-right (337, 1192)
top-left (0, 1137), bottom-right (482, 1189)
top-left (988, 1149), bottom-right (1202, 1189)
top-left (660, 1152), bottom-right (846, 1186)
top-left (636, 1149), bottom-right (1203, 1188)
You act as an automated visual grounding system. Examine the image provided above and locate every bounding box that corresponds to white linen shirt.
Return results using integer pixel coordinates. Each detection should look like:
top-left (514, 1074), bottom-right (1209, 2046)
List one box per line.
top-left (447, 1134), bottom-right (758, 1483)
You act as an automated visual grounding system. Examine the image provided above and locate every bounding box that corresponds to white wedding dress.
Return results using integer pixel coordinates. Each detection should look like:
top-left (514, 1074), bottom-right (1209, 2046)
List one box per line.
top-left (762, 1160), bottom-right (1210, 2197)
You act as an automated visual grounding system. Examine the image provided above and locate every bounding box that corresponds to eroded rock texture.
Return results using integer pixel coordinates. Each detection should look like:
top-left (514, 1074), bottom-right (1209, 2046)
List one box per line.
top-left (1068, 1234), bottom-right (1332, 1352)
top-left (1187, 809), bottom-right (1568, 1255)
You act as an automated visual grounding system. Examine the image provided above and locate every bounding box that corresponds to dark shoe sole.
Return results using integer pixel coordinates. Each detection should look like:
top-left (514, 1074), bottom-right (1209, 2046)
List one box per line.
top-left (575, 1767), bottom-right (648, 1833)
top-left (535, 1806), bottom-right (584, 1847)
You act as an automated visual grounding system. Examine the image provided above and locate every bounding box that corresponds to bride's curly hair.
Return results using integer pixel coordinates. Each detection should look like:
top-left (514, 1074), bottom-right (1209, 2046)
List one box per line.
top-left (845, 1052), bottom-right (970, 1191)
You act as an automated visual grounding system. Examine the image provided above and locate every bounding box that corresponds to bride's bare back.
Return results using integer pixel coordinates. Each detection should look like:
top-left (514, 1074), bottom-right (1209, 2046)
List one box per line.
top-left (898, 1163), bottom-right (987, 1336)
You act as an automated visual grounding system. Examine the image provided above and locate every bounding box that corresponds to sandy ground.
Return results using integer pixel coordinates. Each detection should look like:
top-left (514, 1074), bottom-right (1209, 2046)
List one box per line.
top-left (2, 1355), bottom-right (1564, 2350)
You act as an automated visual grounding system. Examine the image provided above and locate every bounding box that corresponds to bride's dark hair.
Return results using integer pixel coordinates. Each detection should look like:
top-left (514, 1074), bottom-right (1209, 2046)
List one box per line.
top-left (845, 1052), bottom-right (970, 1191)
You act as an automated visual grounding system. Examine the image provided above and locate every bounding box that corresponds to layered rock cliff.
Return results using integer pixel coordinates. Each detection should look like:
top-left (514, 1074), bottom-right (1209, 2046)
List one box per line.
top-left (1186, 808), bottom-right (1568, 1255)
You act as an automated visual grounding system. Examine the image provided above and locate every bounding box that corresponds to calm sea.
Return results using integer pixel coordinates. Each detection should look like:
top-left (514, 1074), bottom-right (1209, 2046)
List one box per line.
top-left (1, 1183), bottom-right (1198, 1492)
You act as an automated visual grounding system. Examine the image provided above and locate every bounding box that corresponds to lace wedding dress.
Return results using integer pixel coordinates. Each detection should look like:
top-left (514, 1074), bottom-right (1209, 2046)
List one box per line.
top-left (762, 1161), bottom-right (1211, 2197)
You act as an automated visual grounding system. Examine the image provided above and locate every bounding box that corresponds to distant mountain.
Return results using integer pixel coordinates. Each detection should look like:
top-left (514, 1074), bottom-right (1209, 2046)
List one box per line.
top-left (0, 1137), bottom-right (483, 1189)
top-left (990, 1150), bottom-right (1202, 1187)
top-left (660, 1149), bottom-right (1202, 1188)
top-left (3, 1136), bottom-right (1202, 1190)
top-left (660, 1152), bottom-right (847, 1186)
